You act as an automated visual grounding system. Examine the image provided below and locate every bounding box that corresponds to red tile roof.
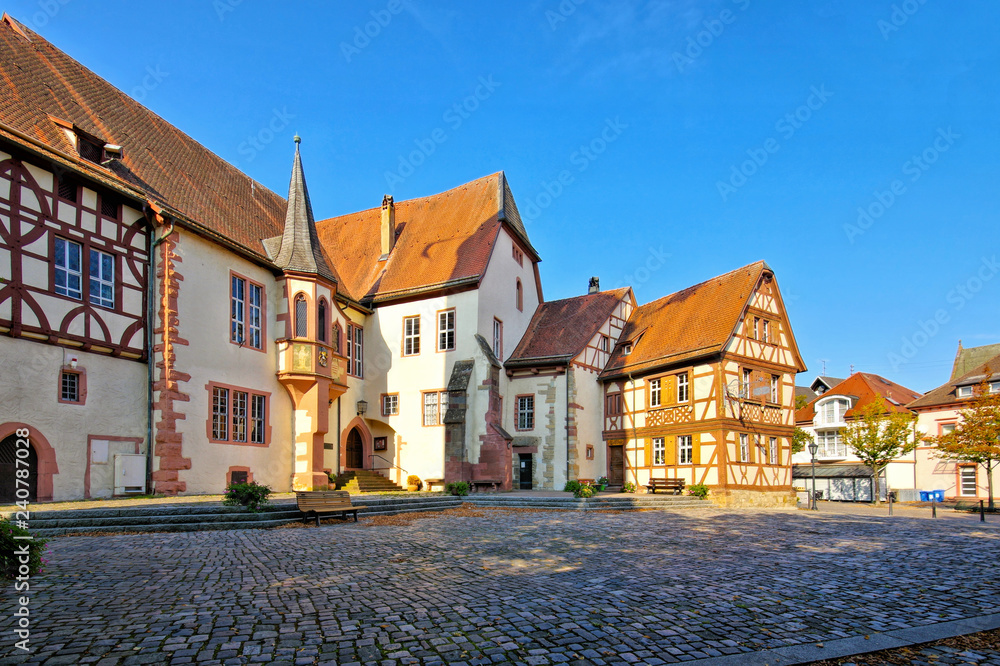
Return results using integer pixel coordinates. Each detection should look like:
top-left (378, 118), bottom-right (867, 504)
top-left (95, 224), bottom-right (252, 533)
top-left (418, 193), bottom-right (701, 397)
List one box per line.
top-left (907, 353), bottom-right (1000, 411)
top-left (600, 261), bottom-right (805, 379)
top-left (0, 15), bottom-right (289, 259)
top-left (507, 288), bottom-right (632, 365)
top-left (314, 172), bottom-right (534, 304)
top-left (795, 373), bottom-right (922, 423)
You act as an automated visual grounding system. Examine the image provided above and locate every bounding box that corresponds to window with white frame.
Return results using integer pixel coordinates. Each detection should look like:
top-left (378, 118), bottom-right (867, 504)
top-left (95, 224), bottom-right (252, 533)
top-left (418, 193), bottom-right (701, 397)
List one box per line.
top-left (382, 394), bottom-right (399, 416)
top-left (438, 309), bottom-right (456, 351)
top-left (957, 386), bottom-right (974, 398)
top-left (752, 316), bottom-right (760, 339)
top-left (423, 391), bottom-right (446, 426)
top-left (492, 318), bottom-right (503, 359)
top-left (54, 237), bottom-right (83, 299)
top-left (959, 466), bottom-right (977, 496)
top-left (761, 319), bottom-right (770, 343)
top-left (211, 385), bottom-right (267, 444)
top-left (940, 423), bottom-right (956, 437)
top-left (89, 248), bottom-right (114, 308)
top-left (516, 395), bottom-right (534, 430)
top-left (677, 373), bottom-right (689, 402)
top-left (817, 431), bottom-right (846, 457)
top-left (347, 324), bottom-right (363, 378)
top-left (403, 316), bottom-right (420, 356)
top-left (742, 369), bottom-right (752, 398)
top-left (678, 435), bottom-right (693, 465)
top-left (739, 433), bottom-right (749, 462)
top-left (649, 378), bottom-right (661, 407)
top-left (820, 398), bottom-right (849, 424)
top-left (652, 437), bottom-right (665, 465)
top-left (768, 437), bottom-right (778, 465)
top-left (230, 276), bottom-right (263, 349)
top-left (599, 335), bottom-right (609, 353)
top-left (770, 375), bottom-right (779, 403)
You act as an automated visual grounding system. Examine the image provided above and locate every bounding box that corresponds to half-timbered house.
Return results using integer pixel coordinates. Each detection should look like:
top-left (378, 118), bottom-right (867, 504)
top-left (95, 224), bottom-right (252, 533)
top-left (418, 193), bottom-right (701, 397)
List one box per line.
top-left (599, 262), bottom-right (806, 507)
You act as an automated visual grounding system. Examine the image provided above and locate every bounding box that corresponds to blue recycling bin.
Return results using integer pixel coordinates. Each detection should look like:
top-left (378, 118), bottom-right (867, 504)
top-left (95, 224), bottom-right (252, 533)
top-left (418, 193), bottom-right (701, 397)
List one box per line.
top-left (931, 490), bottom-right (945, 502)
top-left (919, 491), bottom-right (930, 502)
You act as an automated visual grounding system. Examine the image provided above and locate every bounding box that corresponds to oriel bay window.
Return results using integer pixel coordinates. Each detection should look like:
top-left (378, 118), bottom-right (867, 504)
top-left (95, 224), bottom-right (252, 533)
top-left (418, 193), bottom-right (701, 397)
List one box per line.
top-left (209, 383), bottom-right (269, 446)
top-left (347, 324), bottom-right (363, 377)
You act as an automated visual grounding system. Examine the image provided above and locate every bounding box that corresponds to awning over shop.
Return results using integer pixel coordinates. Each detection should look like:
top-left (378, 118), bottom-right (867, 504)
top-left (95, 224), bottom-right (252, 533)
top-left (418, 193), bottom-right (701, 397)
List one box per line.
top-left (792, 463), bottom-right (875, 479)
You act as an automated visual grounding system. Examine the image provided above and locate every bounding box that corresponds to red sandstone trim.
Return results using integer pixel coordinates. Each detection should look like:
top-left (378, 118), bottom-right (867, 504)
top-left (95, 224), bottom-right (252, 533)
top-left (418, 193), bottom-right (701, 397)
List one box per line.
top-left (151, 231), bottom-right (191, 495)
top-left (0, 422), bottom-right (58, 502)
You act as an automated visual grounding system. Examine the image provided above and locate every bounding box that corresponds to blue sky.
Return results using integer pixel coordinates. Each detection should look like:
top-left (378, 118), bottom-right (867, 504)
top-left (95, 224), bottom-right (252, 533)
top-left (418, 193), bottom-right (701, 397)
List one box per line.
top-left (10, 0), bottom-right (999, 392)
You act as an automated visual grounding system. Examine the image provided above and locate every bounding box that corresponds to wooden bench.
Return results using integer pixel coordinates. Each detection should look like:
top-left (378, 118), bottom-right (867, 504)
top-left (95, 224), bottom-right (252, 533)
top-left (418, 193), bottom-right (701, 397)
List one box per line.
top-left (471, 479), bottom-right (502, 493)
top-left (423, 478), bottom-right (444, 492)
top-left (646, 478), bottom-right (685, 495)
top-left (296, 490), bottom-right (363, 526)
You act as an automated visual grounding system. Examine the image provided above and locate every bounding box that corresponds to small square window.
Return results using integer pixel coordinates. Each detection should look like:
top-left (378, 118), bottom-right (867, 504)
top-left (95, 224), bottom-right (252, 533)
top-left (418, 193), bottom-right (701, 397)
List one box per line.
top-left (382, 394), bottom-right (399, 416)
top-left (61, 371), bottom-right (80, 403)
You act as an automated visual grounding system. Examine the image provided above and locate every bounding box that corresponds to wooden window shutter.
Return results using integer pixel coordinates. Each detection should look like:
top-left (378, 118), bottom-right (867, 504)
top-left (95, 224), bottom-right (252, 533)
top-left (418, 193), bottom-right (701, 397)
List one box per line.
top-left (666, 435), bottom-right (676, 466)
top-left (665, 375), bottom-right (676, 405)
top-left (644, 438), bottom-right (652, 468)
top-left (692, 433), bottom-right (701, 465)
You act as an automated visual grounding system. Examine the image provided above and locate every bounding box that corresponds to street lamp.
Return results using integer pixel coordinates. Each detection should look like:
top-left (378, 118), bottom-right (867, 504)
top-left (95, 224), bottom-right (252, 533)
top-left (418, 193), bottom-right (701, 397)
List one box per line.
top-left (356, 400), bottom-right (368, 417)
top-left (808, 440), bottom-right (819, 511)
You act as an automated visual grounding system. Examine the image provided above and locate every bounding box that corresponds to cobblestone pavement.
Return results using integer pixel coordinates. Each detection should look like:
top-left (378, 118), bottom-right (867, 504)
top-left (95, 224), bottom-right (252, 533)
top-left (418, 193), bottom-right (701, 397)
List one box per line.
top-left (2, 507), bottom-right (999, 665)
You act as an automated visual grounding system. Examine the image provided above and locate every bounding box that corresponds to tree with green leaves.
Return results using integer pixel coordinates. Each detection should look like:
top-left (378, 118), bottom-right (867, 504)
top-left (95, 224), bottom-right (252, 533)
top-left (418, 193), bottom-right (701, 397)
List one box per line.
top-left (792, 427), bottom-right (813, 455)
top-left (841, 396), bottom-right (917, 504)
top-left (795, 394), bottom-right (811, 410)
top-left (933, 377), bottom-right (1000, 510)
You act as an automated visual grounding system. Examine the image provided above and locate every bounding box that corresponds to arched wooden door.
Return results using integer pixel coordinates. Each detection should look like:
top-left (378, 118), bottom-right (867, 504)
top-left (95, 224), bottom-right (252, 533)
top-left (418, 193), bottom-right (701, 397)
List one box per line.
top-left (346, 428), bottom-right (364, 469)
top-left (0, 434), bottom-right (37, 502)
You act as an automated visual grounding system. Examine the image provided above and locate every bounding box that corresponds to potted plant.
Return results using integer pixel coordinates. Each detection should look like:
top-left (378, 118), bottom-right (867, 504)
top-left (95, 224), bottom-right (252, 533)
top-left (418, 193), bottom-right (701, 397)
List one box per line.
top-left (596, 476), bottom-right (609, 491)
top-left (407, 475), bottom-right (422, 492)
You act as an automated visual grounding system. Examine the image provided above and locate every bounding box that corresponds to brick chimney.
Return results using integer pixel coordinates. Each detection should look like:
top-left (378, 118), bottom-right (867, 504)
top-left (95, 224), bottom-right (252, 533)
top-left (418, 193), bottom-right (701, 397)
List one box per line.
top-left (588, 277), bottom-right (600, 294)
top-left (380, 195), bottom-right (395, 259)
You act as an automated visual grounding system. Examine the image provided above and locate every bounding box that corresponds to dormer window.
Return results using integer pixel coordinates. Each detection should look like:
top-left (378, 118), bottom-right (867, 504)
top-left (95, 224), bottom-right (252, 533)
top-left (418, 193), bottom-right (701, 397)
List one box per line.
top-left (622, 343), bottom-right (632, 356)
top-left (957, 386), bottom-right (973, 399)
top-left (819, 398), bottom-right (850, 424)
top-left (77, 134), bottom-right (104, 163)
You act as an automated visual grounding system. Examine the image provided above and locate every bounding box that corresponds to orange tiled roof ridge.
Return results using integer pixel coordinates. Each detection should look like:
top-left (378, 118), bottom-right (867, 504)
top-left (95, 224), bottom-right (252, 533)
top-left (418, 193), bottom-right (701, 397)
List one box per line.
top-left (507, 288), bottom-right (631, 364)
top-left (314, 172), bottom-right (536, 304)
top-left (795, 372), bottom-right (922, 423)
top-left (601, 261), bottom-right (777, 378)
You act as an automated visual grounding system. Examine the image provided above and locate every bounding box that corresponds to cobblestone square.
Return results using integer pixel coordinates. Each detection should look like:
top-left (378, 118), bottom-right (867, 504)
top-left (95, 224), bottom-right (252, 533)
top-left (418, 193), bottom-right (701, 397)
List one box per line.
top-left (2, 507), bottom-right (999, 665)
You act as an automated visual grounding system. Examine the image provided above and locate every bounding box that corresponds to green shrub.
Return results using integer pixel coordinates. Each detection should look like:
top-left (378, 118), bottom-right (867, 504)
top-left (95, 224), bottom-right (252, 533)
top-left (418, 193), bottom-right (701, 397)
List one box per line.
top-left (688, 483), bottom-right (709, 499)
top-left (1, 517), bottom-right (49, 579)
top-left (563, 480), bottom-right (582, 493)
top-left (445, 481), bottom-right (469, 496)
top-left (223, 481), bottom-right (272, 513)
top-left (407, 475), bottom-right (422, 489)
top-left (574, 484), bottom-right (596, 499)
top-left (622, 482), bottom-right (637, 494)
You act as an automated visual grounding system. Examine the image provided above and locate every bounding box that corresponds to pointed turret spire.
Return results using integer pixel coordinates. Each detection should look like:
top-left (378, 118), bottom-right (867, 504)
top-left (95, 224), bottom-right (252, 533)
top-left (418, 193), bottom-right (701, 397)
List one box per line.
top-left (273, 136), bottom-right (337, 283)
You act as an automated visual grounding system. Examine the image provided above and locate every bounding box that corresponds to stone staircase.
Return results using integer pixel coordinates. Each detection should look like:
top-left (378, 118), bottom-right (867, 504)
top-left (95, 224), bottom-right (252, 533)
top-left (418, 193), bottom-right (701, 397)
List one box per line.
top-left (333, 469), bottom-right (406, 493)
top-left (10, 494), bottom-right (463, 537)
top-left (464, 493), bottom-right (707, 512)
